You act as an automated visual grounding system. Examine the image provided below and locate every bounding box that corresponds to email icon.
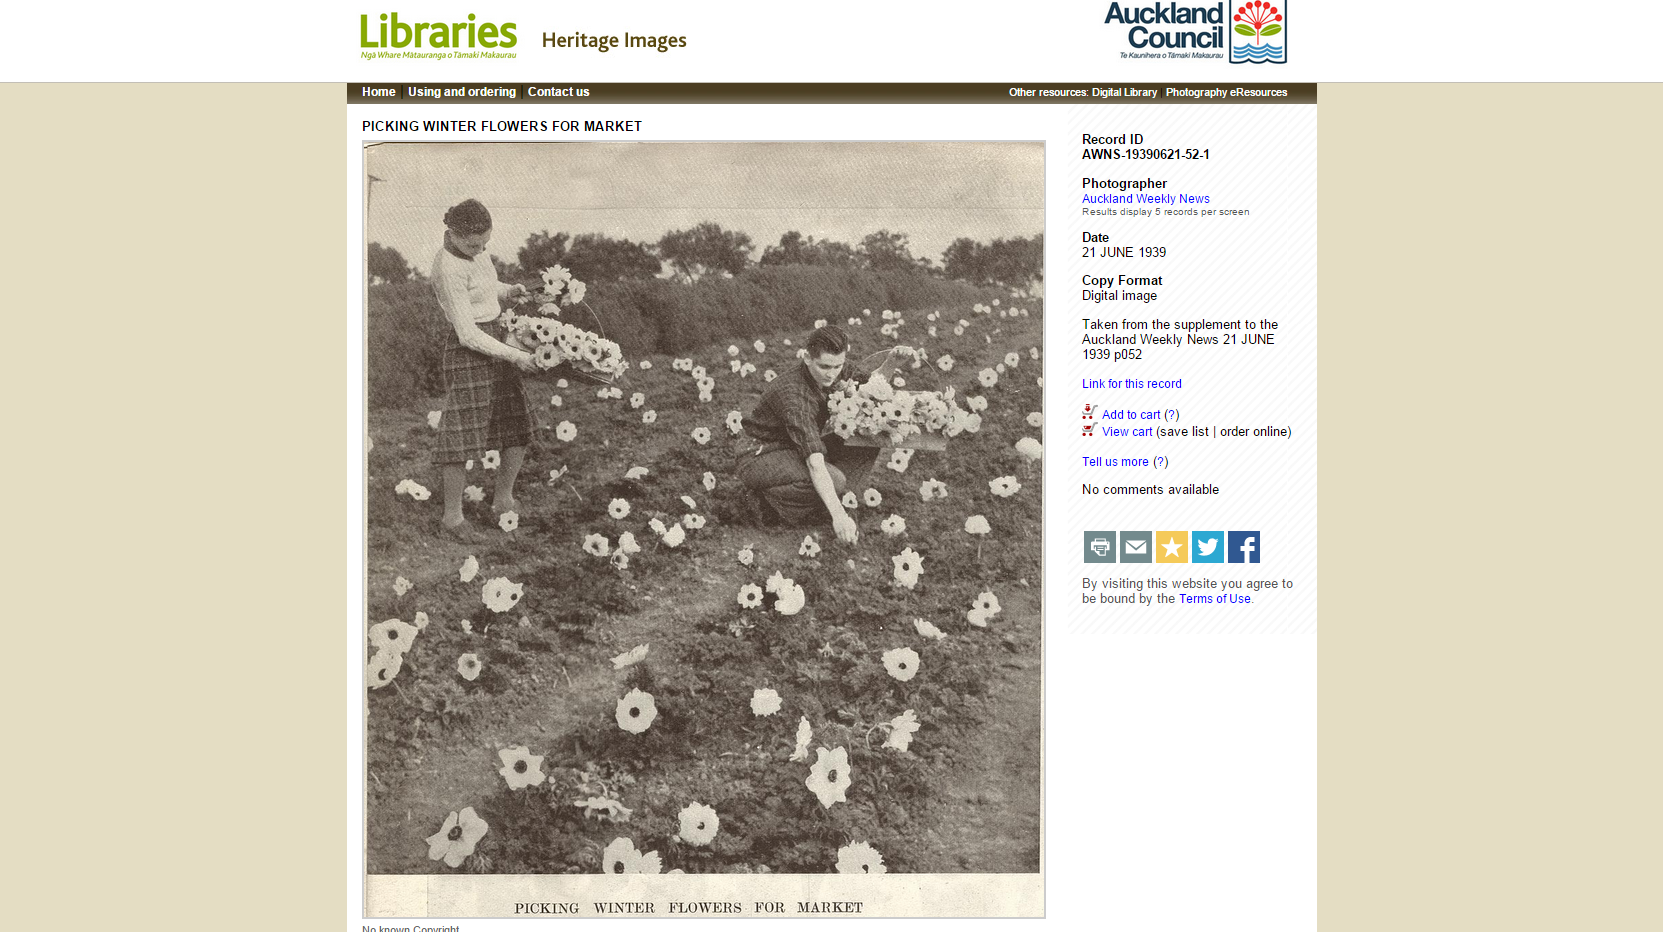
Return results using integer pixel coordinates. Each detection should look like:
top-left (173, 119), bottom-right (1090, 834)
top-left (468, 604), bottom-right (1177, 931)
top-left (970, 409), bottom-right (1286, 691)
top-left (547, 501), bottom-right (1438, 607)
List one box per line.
top-left (1119, 531), bottom-right (1152, 563)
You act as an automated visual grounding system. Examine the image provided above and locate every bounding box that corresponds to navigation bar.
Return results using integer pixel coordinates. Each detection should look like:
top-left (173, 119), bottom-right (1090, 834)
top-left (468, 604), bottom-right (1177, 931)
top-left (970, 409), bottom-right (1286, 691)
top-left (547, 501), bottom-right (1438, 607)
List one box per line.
top-left (348, 83), bottom-right (1317, 104)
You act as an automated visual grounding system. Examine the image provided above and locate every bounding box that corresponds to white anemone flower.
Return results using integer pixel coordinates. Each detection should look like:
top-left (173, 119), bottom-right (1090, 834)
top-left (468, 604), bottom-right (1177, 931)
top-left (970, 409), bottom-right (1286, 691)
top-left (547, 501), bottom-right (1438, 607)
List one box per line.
top-left (836, 841), bottom-right (887, 875)
top-left (497, 745), bottom-right (546, 789)
top-left (805, 746), bottom-right (852, 809)
top-left (882, 710), bottom-right (920, 752)
top-left (615, 688), bottom-right (657, 734)
top-left (989, 475), bottom-right (1022, 497)
top-left (677, 803), bottom-right (719, 846)
top-left (601, 836), bottom-right (662, 874)
top-left (750, 688), bottom-right (783, 716)
top-left (774, 581), bottom-right (806, 615)
top-left (480, 576), bottom-right (524, 613)
top-left (424, 807), bottom-right (488, 868)
top-left (882, 646), bottom-right (920, 682)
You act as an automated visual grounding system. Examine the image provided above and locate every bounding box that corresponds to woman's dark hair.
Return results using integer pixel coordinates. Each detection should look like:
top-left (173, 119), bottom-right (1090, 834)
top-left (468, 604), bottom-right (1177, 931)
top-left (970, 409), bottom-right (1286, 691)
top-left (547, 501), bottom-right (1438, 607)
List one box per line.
top-left (443, 199), bottom-right (492, 235)
top-left (805, 325), bottom-right (850, 358)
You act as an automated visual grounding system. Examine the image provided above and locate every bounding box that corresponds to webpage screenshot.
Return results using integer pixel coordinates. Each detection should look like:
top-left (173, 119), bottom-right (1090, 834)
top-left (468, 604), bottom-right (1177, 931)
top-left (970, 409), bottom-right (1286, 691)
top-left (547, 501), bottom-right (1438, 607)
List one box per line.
top-left (4, 4), bottom-right (1654, 930)
top-left (349, 78), bottom-right (1315, 919)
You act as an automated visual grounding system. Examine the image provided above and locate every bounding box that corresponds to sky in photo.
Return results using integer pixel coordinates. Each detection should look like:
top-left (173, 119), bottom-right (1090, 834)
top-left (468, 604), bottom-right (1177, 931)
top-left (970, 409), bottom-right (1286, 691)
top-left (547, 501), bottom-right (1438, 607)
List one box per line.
top-left (365, 141), bottom-right (1044, 276)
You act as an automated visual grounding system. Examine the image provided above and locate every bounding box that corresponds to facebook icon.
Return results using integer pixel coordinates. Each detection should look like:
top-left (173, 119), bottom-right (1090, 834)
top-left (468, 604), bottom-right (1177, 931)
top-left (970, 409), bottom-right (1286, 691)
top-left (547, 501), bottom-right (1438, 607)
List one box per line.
top-left (1227, 531), bottom-right (1261, 564)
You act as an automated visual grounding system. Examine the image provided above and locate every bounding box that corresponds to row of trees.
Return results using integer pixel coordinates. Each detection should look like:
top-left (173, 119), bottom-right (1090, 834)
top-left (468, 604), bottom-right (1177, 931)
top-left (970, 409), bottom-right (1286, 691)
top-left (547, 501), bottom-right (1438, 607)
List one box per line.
top-left (367, 224), bottom-right (1043, 288)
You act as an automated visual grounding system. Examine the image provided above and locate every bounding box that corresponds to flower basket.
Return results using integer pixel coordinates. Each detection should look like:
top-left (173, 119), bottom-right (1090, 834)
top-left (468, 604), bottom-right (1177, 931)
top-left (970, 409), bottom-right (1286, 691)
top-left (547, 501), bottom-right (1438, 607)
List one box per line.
top-left (825, 371), bottom-right (976, 452)
top-left (502, 311), bottom-right (625, 385)
top-left (503, 266), bottom-right (627, 385)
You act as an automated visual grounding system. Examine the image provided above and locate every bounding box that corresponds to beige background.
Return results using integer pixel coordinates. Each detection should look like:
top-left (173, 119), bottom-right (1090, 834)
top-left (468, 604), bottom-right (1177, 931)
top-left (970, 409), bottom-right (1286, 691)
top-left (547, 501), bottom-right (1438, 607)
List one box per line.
top-left (8, 83), bottom-right (1656, 927)
top-left (4, 84), bottom-right (346, 925)
top-left (1318, 84), bottom-right (1659, 930)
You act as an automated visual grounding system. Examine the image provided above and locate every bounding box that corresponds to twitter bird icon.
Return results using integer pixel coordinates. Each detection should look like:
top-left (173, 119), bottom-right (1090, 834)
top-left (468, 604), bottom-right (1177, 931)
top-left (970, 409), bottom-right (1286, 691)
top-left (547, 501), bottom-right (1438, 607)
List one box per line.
top-left (1191, 531), bottom-right (1224, 563)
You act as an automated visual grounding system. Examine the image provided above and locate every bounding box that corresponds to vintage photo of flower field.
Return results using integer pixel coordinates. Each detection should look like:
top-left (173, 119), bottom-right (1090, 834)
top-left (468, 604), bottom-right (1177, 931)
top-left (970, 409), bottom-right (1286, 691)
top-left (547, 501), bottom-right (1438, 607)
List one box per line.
top-left (363, 141), bottom-right (1043, 876)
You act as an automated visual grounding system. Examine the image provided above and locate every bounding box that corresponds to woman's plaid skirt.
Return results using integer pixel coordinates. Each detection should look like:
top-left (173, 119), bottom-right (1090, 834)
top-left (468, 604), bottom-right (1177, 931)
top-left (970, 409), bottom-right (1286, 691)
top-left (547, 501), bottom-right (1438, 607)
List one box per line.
top-left (433, 330), bottom-right (533, 466)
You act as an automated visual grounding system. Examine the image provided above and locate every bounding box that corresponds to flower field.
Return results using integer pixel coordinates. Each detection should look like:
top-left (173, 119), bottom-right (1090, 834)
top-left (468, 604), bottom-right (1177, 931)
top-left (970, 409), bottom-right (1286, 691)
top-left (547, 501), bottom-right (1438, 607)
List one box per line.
top-left (365, 297), bottom-right (1044, 875)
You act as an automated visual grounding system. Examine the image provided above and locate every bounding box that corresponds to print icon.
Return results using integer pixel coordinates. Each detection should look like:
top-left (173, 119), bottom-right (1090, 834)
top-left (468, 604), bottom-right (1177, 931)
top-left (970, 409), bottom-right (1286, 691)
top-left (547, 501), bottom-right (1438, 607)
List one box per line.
top-left (1191, 531), bottom-right (1224, 563)
top-left (1119, 531), bottom-right (1152, 563)
top-left (1155, 531), bottom-right (1188, 563)
top-left (1227, 531), bottom-right (1261, 564)
top-left (1083, 531), bottom-right (1116, 563)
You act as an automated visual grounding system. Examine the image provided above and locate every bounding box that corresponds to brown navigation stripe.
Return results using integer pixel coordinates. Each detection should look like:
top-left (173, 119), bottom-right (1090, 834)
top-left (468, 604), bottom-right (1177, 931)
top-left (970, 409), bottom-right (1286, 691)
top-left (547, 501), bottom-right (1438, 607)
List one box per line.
top-left (349, 83), bottom-right (1317, 104)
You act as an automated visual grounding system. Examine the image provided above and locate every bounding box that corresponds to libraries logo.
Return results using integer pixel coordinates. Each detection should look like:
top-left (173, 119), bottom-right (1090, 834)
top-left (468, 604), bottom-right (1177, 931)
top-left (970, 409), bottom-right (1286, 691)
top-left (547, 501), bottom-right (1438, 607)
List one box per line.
top-left (359, 13), bottom-right (519, 60)
top-left (1229, 2), bottom-right (1287, 63)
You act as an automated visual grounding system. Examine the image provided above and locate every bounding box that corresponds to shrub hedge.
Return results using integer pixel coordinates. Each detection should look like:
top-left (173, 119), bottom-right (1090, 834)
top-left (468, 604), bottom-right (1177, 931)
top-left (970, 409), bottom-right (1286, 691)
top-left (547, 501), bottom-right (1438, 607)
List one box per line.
top-left (368, 267), bottom-right (995, 410)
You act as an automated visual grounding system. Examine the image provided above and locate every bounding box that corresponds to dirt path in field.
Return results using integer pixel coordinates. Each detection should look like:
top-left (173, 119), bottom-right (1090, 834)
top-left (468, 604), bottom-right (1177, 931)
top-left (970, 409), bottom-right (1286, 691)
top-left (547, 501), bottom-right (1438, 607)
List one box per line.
top-left (931, 587), bottom-right (1043, 872)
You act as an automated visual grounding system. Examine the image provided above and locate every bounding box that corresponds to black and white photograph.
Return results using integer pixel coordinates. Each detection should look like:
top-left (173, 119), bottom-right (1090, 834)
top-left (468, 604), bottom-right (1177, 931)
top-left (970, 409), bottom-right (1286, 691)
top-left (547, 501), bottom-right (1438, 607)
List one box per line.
top-left (361, 141), bottom-right (1045, 889)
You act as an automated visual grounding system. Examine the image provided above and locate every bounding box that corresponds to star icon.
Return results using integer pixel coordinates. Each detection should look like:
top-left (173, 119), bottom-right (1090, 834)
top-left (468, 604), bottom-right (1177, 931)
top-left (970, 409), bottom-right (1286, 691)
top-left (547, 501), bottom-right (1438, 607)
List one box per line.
top-left (1161, 536), bottom-right (1183, 557)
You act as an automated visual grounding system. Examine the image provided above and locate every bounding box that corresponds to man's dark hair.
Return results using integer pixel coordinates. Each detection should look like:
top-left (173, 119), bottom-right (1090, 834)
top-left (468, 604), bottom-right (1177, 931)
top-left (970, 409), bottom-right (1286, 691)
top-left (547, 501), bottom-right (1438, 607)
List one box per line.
top-left (805, 325), bottom-right (850, 358)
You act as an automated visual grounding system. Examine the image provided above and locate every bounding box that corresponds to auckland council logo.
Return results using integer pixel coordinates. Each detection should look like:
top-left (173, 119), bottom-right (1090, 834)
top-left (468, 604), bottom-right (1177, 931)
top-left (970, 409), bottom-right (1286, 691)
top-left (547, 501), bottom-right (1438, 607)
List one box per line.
top-left (1101, 4), bottom-right (1287, 62)
top-left (1230, 1), bottom-right (1286, 63)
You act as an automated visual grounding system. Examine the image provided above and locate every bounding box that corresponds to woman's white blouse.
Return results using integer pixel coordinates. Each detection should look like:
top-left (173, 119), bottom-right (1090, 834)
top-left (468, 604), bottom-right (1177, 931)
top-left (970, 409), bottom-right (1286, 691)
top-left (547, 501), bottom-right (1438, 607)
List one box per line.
top-left (431, 246), bottom-right (517, 361)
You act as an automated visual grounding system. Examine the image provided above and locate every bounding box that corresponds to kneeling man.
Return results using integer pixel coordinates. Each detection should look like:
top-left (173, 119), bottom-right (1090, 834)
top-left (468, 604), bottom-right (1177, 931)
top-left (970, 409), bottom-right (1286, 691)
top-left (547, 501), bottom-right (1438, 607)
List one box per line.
top-left (737, 325), bottom-right (907, 545)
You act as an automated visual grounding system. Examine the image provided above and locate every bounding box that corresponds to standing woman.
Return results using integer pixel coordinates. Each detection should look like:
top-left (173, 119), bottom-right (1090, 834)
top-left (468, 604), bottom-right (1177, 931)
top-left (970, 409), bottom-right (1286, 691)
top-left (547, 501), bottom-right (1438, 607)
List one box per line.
top-left (430, 198), bottom-right (539, 541)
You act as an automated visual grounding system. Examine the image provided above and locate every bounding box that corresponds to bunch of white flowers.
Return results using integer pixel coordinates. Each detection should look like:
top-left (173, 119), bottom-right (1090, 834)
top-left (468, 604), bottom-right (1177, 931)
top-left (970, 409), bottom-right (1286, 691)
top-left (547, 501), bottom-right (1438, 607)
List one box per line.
top-left (534, 264), bottom-right (587, 307)
top-left (502, 311), bottom-right (628, 379)
top-left (825, 373), bottom-right (969, 446)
